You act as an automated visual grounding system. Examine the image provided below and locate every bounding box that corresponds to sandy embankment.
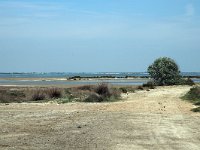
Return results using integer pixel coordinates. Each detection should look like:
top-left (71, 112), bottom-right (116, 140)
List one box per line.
top-left (0, 86), bottom-right (200, 150)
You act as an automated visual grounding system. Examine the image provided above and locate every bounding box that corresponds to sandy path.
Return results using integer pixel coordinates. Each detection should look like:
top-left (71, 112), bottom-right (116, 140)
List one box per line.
top-left (0, 86), bottom-right (200, 150)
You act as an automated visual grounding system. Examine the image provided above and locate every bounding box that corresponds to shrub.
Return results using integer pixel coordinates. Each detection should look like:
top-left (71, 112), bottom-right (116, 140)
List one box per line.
top-left (183, 86), bottom-right (200, 102)
top-left (137, 86), bottom-right (144, 90)
top-left (110, 88), bottom-right (121, 99)
top-left (46, 88), bottom-right (63, 99)
top-left (177, 78), bottom-right (195, 86)
top-left (191, 107), bottom-right (200, 112)
top-left (77, 85), bottom-right (94, 91)
top-left (84, 93), bottom-right (103, 102)
top-left (8, 90), bottom-right (25, 97)
top-left (143, 81), bottom-right (155, 89)
top-left (32, 89), bottom-right (46, 101)
top-left (84, 83), bottom-right (121, 102)
top-left (119, 87), bottom-right (128, 93)
top-left (148, 57), bottom-right (181, 86)
top-left (95, 83), bottom-right (111, 98)
top-left (184, 78), bottom-right (195, 86)
top-left (182, 86), bottom-right (200, 112)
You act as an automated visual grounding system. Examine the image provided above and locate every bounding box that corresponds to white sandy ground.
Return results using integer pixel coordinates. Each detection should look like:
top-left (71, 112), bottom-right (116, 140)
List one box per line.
top-left (0, 85), bottom-right (200, 150)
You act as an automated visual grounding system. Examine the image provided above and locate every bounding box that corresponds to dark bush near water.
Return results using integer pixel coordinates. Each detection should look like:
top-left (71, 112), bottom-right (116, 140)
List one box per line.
top-left (84, 83), bottom-right (121, 102)
top-left (143, 81), bottom-right (155, 89)
top-left (95, 83), bottom-right (112, 98)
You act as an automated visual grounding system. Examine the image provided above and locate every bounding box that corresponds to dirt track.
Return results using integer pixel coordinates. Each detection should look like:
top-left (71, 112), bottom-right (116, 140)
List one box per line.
top-left (0, 86), bottom-right (200, 150)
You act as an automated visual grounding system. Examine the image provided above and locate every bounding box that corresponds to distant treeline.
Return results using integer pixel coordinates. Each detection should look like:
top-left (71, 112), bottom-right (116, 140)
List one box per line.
top-left (68, 75), bottom-right (150, 80)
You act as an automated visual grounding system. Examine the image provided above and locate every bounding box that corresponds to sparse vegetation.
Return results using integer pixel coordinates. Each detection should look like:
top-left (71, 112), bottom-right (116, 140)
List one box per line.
top-left (84, 93), bottom-right (103, 102)
top-left (46, 88), bottom-right (63, 99)
top-left (84, 83), bottom-right (121, 102)
top-left (119, 86), bottom-right (136, 93)
top-left (0, 89), bottom-right (26, 103)
top-left (182, 86), bottom-right (200, 102)
top-left (143, 81), bottom-right (155, 89)
top-left (182, 86), bottom-right (200, 112)
top-left (177, 78), bottom-right (195, 86)
top-left (119, 87), bottom-right (128, 93)
top-left (76, 85), bottom-right (95, 91)
top-left (191, 107), bottom-right (200, 112)
top-left (0, 84), bottom-right (122, 103)
top-left (137, 86), bottom-right (144, 90)
top-left (95, 83), bottom-right (112, 98)
top-left (32, 89), bottom-right (46, 101)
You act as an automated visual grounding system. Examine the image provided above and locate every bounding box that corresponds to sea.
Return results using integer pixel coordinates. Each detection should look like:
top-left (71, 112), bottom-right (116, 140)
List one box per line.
top-left (0, 72), bottom-right (200, 86)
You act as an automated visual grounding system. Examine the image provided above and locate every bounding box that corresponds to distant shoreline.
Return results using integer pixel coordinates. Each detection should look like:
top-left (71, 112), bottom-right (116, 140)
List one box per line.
top-left (0, 76), bottom-right (200, 87)
top-left (0, 72), bottom-right (200, 79)
top-left (0, 77), bottom-right (150, 86)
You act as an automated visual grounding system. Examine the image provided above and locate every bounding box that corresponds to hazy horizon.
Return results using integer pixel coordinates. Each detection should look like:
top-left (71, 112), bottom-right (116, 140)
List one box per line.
top-left (1, 0), bottom-right (200, 72)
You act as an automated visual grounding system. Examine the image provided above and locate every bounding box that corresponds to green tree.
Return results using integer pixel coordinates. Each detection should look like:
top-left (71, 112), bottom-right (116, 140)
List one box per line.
top-left (148, 57), bottom-right (181, 85)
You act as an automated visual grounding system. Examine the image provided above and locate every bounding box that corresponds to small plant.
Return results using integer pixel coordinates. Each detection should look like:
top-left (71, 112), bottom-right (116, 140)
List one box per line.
top-left (84, 93), bottom-right (103, 102)
top-left (47, 88), bottom-right (63, 99)
top-left (143, 81), bottom-right (155, 89)
top-left (182, 86), bottom-right (200, 112)
top-left (95, 83), bottom-right (111, 98)
top-left (119, 87), bottom-right (128, 93)
top-left (84, 83), bottom-right (121, 102)
top-left (191, 107), bottom-right (200, 112)
top-left (8, 90), bottom-right (25, 97)
top-left (183, 86), bottom-right (200, 102)
top-left (137, 86), bottom-right (144, 90)
top-left (32, 89), bottom-right (46, 101)
top-left (177, 78), bottom-right (195, 86)
top-left (77, 85), bottom-right (94, 91)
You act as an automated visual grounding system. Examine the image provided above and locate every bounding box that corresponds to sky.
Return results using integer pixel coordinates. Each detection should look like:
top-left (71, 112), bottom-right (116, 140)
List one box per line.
top-left (0, 0), bottom-right (200, 72)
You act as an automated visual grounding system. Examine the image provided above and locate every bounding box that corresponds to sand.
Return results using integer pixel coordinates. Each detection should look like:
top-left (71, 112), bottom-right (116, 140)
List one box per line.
top-left (0, 85), bottom-right (200, 150)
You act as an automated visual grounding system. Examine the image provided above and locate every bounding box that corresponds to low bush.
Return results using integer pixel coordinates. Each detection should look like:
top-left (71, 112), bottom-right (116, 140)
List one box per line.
top-left (32, 89), bottom-right (46, 101)
top-left (84, 93), bottom-right (103, 102)
top-left (137, 86), bottom-right (144, 90)
top-left (143, 81), bottom-right (155, 89)
top-left (182, 86), bottom-right (200, 102)
top-left (191, 107), bottom-right (200, 112)
top-left (0, 89), bottom-right (26, 103)
top-left (95, 83), bottom-right (112, 98)
top-left (84, 83), bottom-right (121, 102)
top-left (176, 78), bottom-right (195, 86)
top-left (182, 86), bottom-right (200, 112)
top-left (8, 90), bottom-right (26, 97)
top-left (46, 88), bottom-right (63, 99)
top-left (119, 87), bottom-right (128, 93)
top-left (77, 85), bottom-right (94, 91)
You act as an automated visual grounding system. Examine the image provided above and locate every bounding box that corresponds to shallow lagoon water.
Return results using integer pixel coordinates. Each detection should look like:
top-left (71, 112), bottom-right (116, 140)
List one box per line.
top-left (0, 79), bottom-right (148, 86)
top-left (0, 72), bottom-right (199, 86)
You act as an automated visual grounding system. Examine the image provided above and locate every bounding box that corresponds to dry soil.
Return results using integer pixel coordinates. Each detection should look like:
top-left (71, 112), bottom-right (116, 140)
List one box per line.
top-left (0, 86), bottom-right (200, 150)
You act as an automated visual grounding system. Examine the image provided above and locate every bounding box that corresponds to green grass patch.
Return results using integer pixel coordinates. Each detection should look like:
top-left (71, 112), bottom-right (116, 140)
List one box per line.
top-left (182, 86), bottom-right (200, 103)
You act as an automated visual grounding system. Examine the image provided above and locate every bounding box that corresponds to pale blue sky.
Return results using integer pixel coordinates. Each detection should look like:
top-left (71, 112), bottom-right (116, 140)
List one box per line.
top-left (0, 0), bottom-right (200, 72)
